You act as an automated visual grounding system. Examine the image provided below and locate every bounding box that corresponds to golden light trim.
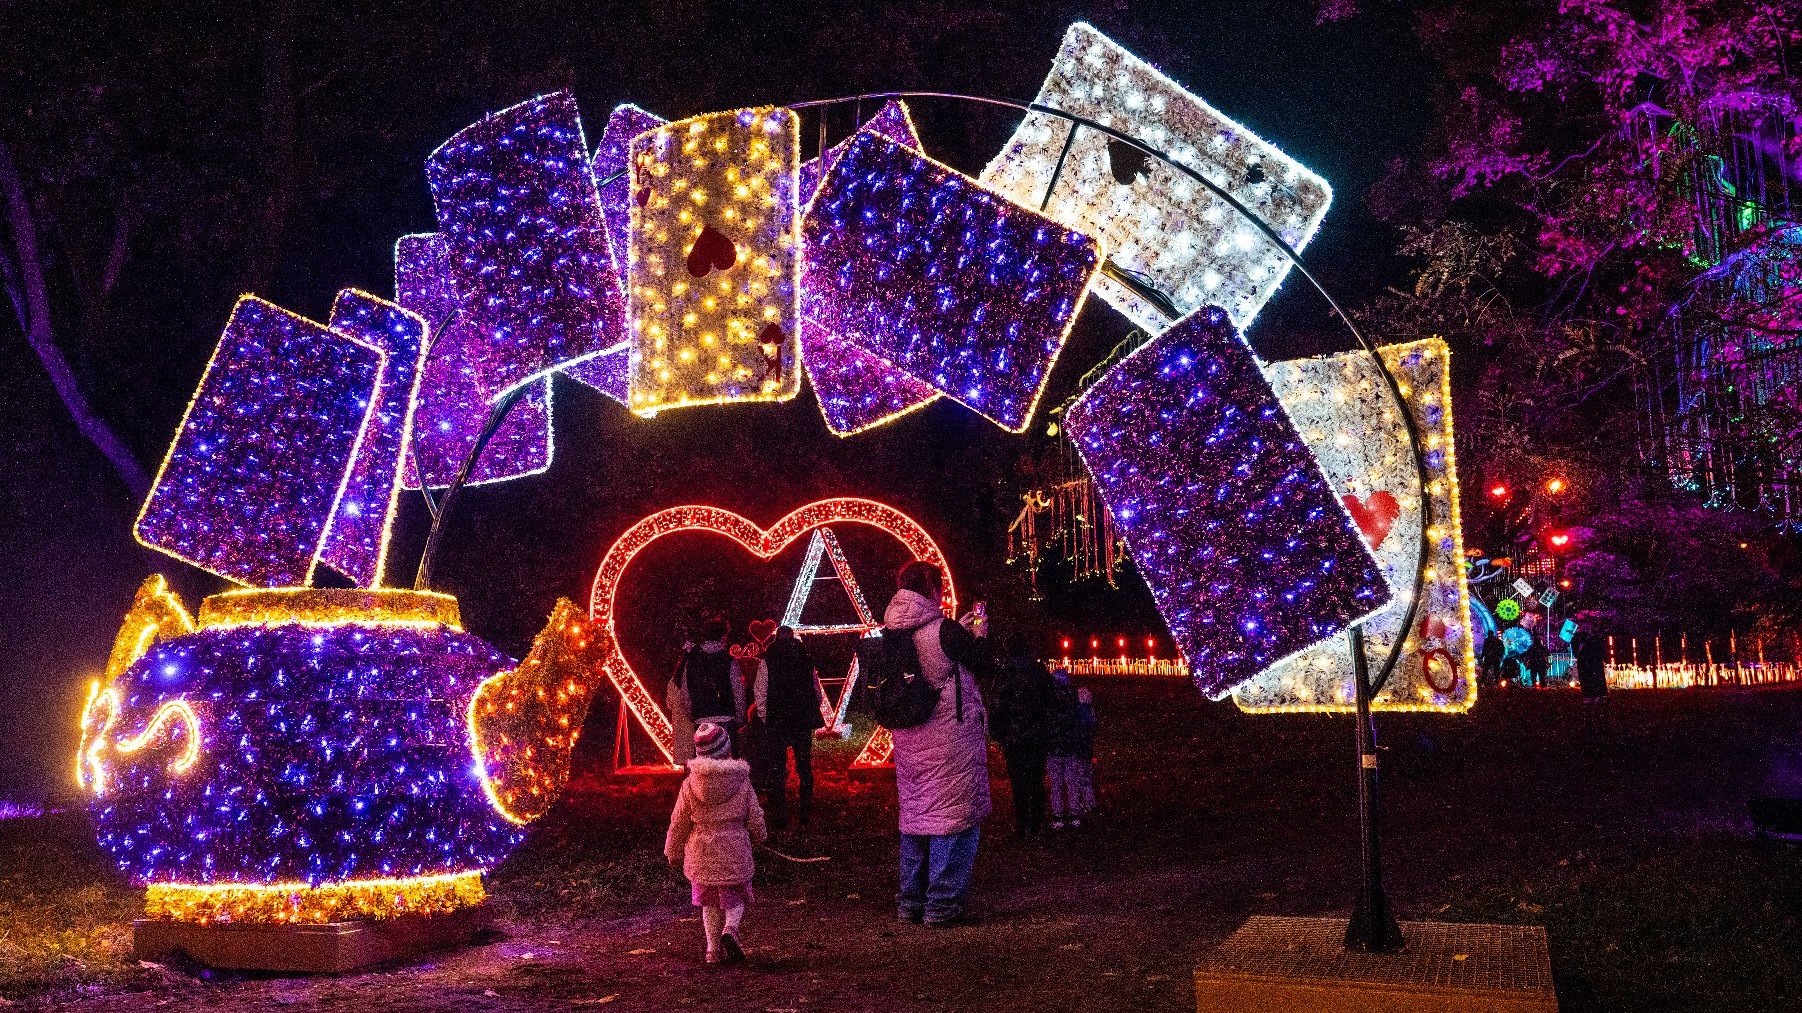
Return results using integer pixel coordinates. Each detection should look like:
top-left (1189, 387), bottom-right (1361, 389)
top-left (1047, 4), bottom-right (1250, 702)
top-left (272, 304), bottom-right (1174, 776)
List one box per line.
top-left (114, 699), bottom-right (203, 774)
top-left (77, 690), bottom-right (201, 793)
top-left (196, 586), bottom-right (462, 631)
top-left (1235, 338), bottom-right (1477, 714)
top-left (468, 599), bottom-right (606, 826)
top-left (143, 870), bottom-right (486, 925)
top-left (103, 575), bottom-right (194, 684)
top-left (76, 681), bottom-right (119, 793)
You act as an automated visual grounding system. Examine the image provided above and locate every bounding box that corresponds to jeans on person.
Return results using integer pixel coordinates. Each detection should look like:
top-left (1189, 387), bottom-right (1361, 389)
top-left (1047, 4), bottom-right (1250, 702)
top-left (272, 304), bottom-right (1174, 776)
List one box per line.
top-left (1048, 754), bottom-right (1095, 819)
top-left (897, 826), bottom-right (980, 924)
top-left (763, 725), bottom-right (814, 828)
top-left (1001, 744), bottom-right (1048, 835)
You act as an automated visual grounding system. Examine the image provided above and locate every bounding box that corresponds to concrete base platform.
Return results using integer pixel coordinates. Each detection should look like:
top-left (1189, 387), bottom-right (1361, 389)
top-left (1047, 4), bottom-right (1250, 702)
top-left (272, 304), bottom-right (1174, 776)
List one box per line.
top-left (133, 903), bottom-right (492, 974)
top-left (1196, 916), bottom-right (1556, 1013)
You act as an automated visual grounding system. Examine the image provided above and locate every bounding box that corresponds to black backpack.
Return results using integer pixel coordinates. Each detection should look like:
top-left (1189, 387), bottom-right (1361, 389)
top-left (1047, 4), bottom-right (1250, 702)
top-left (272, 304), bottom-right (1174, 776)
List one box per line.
top-left (857, 626), bottom-right (947, 730)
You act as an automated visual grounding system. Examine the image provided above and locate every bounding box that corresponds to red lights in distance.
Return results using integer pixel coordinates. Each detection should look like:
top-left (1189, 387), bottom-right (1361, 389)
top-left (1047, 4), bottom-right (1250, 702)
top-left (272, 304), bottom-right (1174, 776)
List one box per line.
top-left (1544, 476), bottom-right (1567, 495)
top-left (1547, 530), bottom-right (1572, 550)
top-left (1488, 483), bottom-right (1510, 499)
top-left (1056, 635), bottom-right (1161, 657)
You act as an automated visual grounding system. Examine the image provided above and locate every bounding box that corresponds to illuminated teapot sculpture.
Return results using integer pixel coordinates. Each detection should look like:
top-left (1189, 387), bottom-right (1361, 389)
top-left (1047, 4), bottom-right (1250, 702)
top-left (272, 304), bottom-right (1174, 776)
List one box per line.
top-left (78, 577), bottom-right (600, 923)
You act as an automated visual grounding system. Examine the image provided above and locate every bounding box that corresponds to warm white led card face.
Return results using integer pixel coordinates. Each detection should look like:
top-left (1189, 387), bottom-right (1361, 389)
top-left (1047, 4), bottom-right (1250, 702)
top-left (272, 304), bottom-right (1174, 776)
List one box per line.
top-left (981, 22), bottom-right (1332, 333)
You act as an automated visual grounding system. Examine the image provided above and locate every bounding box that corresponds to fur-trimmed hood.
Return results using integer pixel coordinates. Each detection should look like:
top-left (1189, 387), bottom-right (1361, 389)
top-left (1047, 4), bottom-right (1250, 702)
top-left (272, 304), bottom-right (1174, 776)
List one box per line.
top-left (682, 756), bottom-right (752, 807)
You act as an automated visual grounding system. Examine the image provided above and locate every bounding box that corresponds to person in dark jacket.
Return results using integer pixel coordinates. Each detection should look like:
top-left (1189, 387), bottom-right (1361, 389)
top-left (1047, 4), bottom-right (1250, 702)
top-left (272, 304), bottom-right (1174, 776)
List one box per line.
top-left (1479, 634), bottom-right (1504, 686)
top-left (753, 626), bottom-right (826, 828)
top-left (1045, 669), bottom-right (1088, 829)
top-left (1525, 639), bottom-right (1550, 688)
top-left (990, 632), bottom-right (1053, 836)
top-left (676, 618), bottom-right (743, 758)
top-left (1575, 631), bottom-right (1608, 699)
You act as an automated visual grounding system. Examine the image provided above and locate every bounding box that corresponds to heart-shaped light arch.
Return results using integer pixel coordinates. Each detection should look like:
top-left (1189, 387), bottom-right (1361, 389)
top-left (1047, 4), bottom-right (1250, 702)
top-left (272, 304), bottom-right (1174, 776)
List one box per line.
top-left (588, 497), bottom-right (956, 768)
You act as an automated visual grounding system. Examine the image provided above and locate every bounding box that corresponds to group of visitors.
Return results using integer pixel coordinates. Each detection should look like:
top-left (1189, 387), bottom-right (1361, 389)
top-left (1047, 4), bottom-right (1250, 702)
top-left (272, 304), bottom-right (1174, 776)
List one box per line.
top-left (660, 559), bottom-right (1103, 963)
top-left (1475, 626), bottom-right (1608, 699)
top-left (992, 634), bottom-right (1098, 835)
top-left (663, 617), bottom-right (826, 828)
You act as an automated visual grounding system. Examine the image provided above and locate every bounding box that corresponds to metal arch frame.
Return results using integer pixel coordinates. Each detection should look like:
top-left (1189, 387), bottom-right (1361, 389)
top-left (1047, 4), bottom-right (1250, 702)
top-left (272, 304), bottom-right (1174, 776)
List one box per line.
top-left (403, 93), bottom-right (1430, 950)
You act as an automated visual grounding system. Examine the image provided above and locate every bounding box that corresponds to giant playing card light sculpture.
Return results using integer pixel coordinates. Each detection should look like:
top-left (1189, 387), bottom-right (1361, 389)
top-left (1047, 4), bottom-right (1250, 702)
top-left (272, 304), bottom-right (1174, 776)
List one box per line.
top-left (1064, 307), bottom-right (1391, 698)
top-left (982, 22), bottom-right (1332, 334)
top-left (802, 131), bottom-right (1102, 433)
top-left (1235, 339), bottom-right (1476, 713)
top-left (135, 296), bottom-right (385, 588)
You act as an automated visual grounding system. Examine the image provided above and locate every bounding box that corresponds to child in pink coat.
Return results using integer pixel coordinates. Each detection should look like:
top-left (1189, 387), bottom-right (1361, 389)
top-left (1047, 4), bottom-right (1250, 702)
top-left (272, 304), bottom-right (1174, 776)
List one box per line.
top-left (666, 721), bottom-right (767, 964)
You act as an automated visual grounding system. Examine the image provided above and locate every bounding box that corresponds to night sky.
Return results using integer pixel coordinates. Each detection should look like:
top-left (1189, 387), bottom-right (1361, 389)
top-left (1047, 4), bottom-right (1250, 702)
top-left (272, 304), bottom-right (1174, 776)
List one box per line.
top-left (0, 1), bottom-right (1433, 797)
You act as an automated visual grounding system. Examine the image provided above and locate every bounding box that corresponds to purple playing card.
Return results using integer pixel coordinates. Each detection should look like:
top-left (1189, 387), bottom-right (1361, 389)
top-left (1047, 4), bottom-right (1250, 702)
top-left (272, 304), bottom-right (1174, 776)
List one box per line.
top-left (592, 103), bottom-right (668, 289)
top-left (395, 233), bottom-right (553, 489)
top-left (135, 296), bottom-right (385, 588)
top-left (802, 131), bottom-right (1101, 432)
top-left (1064, 306), bottom-right (1392, 698)
top-left (796, 102), bottom-right (940, 436)
top-left (426, 90), bottom-right (627, 395)
top-left (318, 289), bottom-right (429, 587)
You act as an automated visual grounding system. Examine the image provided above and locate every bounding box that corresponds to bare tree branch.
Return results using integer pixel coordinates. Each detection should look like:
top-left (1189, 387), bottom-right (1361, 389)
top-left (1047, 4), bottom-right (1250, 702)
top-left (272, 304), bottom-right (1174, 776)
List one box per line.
top-left (0, 137), bottom-right (150, 499)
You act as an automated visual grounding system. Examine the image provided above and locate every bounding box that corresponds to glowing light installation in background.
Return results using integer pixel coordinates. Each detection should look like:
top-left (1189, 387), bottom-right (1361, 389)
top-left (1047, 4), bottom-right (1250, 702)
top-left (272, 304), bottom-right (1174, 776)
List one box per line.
top-left (802, 131), bottom-right (1102, 433)
top-left (780, 527), bottom-right (882, 737)
top-left (981, 22), bottom-right (1332, 333)
top-left (318, 289), bottom-right (431, 587)
top-left (134, 296), bottom-right (385, 587)
top-left (628, 107), bottom-right (803, 414)
top-left (1234, 339), bottom-right (1477, 713)
top-left (425, 90), bottom-right (628, 396)
top-left (1065, 306), bottom-right (1391, 698)
top-left (83, 585), bottom-right (530, 922)
top-left (396, 232), bottom-right (555, 488)
top-left (589, 499), bottom-right (954, 765)
top-left (796, 101), bottom-right (941, 436)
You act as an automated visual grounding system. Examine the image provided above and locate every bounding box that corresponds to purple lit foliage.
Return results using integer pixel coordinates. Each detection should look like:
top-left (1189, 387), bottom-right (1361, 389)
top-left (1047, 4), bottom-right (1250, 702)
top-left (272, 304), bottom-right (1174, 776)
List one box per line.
top-left (318, 290), bottom-right (429, 587)
top-left (395, 233), bottom-right (554, 489)
top-left (135, 297), bottom-right (384, 588)
top-left (802, 321), bottom-right (938, 435)
top-left (93, 623), bottom-right (525, 885)
top-left (798, 100), bottom-right (921, 205)
top-left (592, 103), bottom-right (668, 287)
top-left (425, 90), bottom-right (626, 394)
top-left (802, 131), bottom-right (1101, 432)
top-left (1065, 307), bottom-right (1391, 698)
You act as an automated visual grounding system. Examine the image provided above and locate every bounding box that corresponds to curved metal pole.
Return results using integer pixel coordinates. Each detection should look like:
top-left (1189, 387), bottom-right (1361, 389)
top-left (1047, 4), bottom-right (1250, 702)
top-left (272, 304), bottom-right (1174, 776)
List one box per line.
top-left (413, 381), bottom-right (532, 590)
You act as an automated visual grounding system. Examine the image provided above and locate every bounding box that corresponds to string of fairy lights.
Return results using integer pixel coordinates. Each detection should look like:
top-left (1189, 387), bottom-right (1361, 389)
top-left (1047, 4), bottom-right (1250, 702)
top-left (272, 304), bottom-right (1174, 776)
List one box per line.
top-left (89, 21), bottom-right (1459, 928)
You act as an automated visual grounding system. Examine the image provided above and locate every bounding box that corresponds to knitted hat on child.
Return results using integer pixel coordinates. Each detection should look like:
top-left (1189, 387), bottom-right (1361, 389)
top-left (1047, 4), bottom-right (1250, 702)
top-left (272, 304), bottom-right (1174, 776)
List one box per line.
top-left (693, 721), bottom-right (731, 759)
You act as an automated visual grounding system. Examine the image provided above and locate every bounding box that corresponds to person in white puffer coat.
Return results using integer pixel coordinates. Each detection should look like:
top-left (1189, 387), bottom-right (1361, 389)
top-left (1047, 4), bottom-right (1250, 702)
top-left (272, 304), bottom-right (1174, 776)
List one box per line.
top-left (884, 561), bottom-right (991, 927)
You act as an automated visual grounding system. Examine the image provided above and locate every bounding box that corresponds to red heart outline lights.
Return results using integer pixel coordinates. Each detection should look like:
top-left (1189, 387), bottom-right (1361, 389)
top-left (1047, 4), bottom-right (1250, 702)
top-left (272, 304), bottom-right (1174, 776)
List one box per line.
top-left (589, 498), bottom-right (956, 769)
top-left (1342, 491), bottom-right (1401, 551)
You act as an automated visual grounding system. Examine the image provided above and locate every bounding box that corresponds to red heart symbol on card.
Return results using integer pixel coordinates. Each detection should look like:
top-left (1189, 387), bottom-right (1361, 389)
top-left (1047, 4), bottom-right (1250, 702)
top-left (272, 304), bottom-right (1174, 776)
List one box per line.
top-left (1342, 491), bottom-right (1400, 550)
top-left (758, 323), bottom-right (786, 380)
top-left (589, 499), bottom-right (956, 769)
top-left (685, 224), bottom-right (738, 278)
